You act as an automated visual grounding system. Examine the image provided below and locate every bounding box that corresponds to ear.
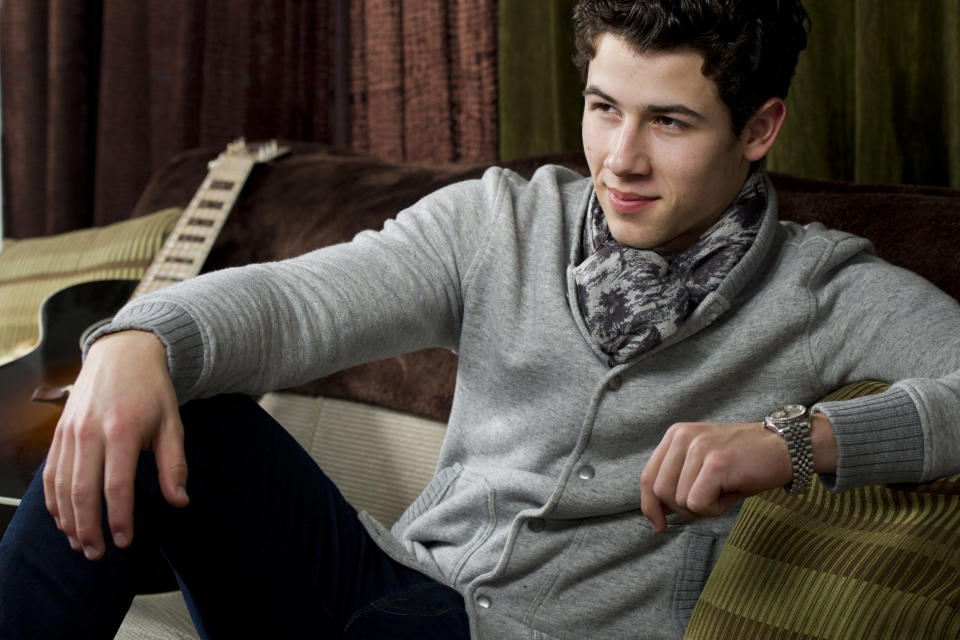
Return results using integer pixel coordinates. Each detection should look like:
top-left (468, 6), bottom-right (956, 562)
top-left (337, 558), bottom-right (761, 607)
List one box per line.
top-left (741, 98), bottom-right (787, 162)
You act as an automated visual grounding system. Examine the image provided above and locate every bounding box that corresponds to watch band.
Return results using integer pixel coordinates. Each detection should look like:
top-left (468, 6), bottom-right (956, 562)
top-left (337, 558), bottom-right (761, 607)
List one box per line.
top-left (763, 404), bottom-right (813, 495)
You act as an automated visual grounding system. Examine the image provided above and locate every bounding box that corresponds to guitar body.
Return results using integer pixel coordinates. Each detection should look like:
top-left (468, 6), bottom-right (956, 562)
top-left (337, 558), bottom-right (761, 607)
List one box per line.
top-left (0, 140), bottom-right (288, 530)
top-left (0, 279), bottom-right (137, 500)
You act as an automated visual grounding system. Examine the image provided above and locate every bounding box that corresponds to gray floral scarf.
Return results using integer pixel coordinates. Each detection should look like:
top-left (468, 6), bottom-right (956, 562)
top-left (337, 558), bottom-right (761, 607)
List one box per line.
top-left (574, 169), bottom-right (767, 367)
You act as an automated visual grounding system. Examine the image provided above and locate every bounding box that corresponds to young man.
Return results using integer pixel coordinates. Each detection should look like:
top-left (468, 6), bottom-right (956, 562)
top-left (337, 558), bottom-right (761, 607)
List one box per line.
top-left (3, 1), bottom-right (960, 638)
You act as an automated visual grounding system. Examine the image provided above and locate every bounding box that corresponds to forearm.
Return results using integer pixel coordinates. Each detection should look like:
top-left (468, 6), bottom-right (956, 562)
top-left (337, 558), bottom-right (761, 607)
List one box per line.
top-left (810, 251), bottom-right (960, 488)
top-left (84, 179), bottom-right (493, 402)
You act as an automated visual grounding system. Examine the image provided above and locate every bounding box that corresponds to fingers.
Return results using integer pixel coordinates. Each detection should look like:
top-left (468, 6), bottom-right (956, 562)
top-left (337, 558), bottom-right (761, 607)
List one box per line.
top-left (51, 428), bottom-right (81, 551)
top-left (71, 422), bottom-right (106, 559)
top-left (640, 430), bottom-right (671, 533)
top-left (153, 413), bottom-right (189, 509)
top-left (641, 422), bottom-right (760, 533)
top-left (43, 426), bottom-right (64, 530)
top-left (50, 406), bottom-right (183, 559)
top-left (46, 413), bottom-right (110, 559)
top-left (40, 330), bottom-right (182, 560)
top-left (101, 384), bottom-right (189, 552)
top-left (103, 427), bottom-right (141, 549)
top-left (660, 428), bottom-right (707, 519)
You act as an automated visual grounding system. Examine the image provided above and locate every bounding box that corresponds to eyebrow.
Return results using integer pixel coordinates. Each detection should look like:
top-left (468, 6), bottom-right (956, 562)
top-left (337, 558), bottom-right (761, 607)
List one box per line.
top-left (583, 85), bottom-right (707, 122)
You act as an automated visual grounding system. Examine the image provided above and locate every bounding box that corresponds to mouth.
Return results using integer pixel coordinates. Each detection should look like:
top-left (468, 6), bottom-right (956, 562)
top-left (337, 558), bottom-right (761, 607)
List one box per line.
top-left (606, 187), bottom-right (658, 215)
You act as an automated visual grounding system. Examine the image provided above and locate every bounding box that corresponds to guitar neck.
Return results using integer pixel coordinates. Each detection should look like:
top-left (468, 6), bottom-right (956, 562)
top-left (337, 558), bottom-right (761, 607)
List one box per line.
top-left (131, 155), bottom-right (257, 299)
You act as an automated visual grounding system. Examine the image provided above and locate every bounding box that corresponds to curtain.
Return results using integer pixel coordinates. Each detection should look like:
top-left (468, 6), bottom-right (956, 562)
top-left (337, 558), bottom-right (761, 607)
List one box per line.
top-left (349, 0), bottom-right (498, 164)
top-left (498, 0), bottom-right (582, 162)
top-left (498, 0), bottom-right (960, 188)
top-left (1, 0), bottom-right (346, 238)
top-left (1, 0), bottom-right (498, 239)
top-left (767, 0), bottom-right (960, 187)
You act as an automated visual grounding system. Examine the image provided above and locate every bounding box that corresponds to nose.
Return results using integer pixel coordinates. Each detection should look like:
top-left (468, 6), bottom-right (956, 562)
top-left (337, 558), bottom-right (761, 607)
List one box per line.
top-left (604, 124), bottom-right (650, 177)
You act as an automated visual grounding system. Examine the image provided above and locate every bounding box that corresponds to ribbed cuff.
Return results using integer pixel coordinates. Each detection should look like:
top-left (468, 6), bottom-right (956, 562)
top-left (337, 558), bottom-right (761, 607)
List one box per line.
top-left (813, 386), bottom-right (924, 491)
top-left (82, 301), bottom-right (204, 401)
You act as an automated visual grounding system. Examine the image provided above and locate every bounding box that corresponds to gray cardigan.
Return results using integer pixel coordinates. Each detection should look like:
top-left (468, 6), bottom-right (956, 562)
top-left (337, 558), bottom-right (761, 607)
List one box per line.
top-left (94, 166), bottom-right (960, 639)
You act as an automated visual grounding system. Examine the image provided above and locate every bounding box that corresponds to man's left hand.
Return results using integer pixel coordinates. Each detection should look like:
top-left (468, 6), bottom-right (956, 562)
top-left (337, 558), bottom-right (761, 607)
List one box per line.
top-left (639, 421), bottom-right (793, 533)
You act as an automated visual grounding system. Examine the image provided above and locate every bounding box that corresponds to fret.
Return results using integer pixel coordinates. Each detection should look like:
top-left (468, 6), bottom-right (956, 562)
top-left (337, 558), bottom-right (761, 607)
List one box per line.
top-left (135, 282), bottom-right (169, 295)
top-left (155, 263), bottom-right (195, 277)
top-left (129, 139), bottom-right (289, 301)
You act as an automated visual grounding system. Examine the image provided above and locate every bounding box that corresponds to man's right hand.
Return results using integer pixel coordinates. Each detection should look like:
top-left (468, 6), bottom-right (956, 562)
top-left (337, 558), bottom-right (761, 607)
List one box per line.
top-left (42, 330), bottom-right (189, 561)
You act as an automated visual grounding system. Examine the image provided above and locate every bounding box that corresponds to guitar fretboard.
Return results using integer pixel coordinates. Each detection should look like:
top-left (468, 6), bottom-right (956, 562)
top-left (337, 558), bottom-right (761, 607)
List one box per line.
top-left (131, 155), bottom-right (256, 299)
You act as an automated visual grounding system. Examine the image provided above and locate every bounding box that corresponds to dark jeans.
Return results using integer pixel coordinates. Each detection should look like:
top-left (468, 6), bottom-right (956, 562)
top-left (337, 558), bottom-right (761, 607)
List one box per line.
top-left (0, 395), bottom-right (468, 639)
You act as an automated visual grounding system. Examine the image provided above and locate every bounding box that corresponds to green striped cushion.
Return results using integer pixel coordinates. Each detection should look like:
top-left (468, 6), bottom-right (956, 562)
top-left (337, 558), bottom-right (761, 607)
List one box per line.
top-left (0, 208), bottom-right (181, 361)
top-left (685, 381), bottom-right (960, 639)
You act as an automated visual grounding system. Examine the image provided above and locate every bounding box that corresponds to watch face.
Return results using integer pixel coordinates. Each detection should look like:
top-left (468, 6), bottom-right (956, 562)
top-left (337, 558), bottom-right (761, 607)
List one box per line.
top-left (771, 404), bottom-right (806, 421)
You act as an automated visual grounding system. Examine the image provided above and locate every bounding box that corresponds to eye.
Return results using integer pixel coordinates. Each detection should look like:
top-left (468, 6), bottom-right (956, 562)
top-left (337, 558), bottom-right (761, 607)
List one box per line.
top-left (587, 100), bottom-right (619, 116)
top-left (653, 116), bottom-right (688, 130)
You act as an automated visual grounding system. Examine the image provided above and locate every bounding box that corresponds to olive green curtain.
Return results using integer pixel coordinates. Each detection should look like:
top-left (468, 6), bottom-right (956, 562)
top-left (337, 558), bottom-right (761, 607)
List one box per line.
top-left (767, 0), bottom-right (960, 187)
top-left (498, 0), bottom-right (960, 188)
top-left (498, 0), bottom-right (582, 161)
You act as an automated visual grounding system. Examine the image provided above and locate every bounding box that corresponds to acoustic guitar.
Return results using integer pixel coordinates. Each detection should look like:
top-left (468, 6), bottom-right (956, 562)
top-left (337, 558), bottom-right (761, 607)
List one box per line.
top-left (0, 139), bottom-right (290, 519)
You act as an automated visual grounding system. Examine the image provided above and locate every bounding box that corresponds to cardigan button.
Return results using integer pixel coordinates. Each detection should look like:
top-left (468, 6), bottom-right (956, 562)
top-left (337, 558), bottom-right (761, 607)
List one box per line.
top-left (577, 465), bottom-right (596, 480)
top-left (476, 594), bottom-right (492, 609)
top-left (607, 375), bottom-right (622, 391)
top-left (527, 518), bottom-right (546, 533)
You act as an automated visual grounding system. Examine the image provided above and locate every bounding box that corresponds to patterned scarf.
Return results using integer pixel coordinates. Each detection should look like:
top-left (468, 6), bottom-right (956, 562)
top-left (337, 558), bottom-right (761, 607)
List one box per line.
top-left (574, 169), bottom-right (767, 367)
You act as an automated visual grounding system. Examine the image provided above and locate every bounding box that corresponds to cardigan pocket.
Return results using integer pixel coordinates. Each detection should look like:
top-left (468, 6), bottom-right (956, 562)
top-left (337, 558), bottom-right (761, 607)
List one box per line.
top-left (673, 530), bottom-right (721, 632)
top-left (391, 463), bottom-right (498, 587)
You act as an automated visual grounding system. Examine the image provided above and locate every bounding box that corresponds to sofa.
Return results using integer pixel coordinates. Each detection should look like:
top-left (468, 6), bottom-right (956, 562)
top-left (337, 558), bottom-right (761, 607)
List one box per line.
top-left (0, 143), bottom-right (958, 638)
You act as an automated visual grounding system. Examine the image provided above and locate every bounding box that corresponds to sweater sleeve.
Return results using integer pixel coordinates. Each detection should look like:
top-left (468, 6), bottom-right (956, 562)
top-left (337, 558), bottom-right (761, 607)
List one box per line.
top-left (84, 168), bottom-right (511, 403)
top-left (804, 231), bottom-right (960, 490)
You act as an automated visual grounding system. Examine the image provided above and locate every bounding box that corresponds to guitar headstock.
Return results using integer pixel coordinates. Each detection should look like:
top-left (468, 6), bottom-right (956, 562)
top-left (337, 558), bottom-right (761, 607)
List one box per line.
top-left (218, 138), bottom-right (291, 165)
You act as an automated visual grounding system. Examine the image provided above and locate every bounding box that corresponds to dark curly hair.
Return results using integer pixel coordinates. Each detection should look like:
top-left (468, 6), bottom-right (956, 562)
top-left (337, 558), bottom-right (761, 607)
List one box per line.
top-left (573, 0), bottom-right (810, 133)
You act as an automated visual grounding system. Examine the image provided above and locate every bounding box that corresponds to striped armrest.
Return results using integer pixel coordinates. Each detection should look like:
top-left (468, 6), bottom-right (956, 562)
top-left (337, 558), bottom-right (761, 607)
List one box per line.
top-left (0, 208), bottom-right (181, 361)
top-left (685, 381), bottom-right (960, 639)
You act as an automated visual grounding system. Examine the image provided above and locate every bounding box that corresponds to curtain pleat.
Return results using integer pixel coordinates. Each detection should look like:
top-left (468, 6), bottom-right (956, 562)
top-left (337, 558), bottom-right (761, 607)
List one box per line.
top-left (767, 0), bottom-right (960, 187)
top-left (498, 0), bottom-right (581, 162)
top-left (350, 0), bottom-right (497, 164)
top-left (351, 0), bottom-right (405, 162)
top-left (403, 3), bottom-right (454, 161)
top-left (451, 0), bottom-right (499, 164)
top-left (1, 1), bottom-right (102, 237)
top-left (1, 1), bottom-right (345, 238)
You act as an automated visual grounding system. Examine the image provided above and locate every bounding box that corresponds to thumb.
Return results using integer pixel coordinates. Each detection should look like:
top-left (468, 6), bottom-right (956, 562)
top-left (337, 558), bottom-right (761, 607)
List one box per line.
top-left (154, 415), bottom-right (190, 508)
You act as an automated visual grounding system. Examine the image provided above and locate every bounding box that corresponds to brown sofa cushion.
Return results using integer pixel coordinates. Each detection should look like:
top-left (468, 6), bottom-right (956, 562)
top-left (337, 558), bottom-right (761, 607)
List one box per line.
top-left (772, 174), bottom-right (960, 299)
top-left (130, 144), bottom-right (960, 420)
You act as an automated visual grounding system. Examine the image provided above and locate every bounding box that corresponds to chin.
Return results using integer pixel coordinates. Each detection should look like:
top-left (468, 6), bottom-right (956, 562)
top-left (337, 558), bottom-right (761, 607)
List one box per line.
top-left (608, 228), bottom-right (659, 250)
top-left (601, 215), bottom-right (650, 247)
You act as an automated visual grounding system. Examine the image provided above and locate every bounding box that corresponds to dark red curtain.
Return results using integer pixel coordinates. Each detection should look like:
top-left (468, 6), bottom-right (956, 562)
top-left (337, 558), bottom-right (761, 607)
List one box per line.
top-left (349, 0), bottom-right (498, 164)
top-left (1, 0), bottom-right (497, 239)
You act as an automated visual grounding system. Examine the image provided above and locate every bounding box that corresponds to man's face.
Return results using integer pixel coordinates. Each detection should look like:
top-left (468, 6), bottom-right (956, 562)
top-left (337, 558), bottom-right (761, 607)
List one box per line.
top-left (582, 34), bottom-right (753, 251)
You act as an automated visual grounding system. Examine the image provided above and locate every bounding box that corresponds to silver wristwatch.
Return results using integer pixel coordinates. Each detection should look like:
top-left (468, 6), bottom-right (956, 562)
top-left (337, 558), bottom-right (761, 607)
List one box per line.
top-left (763, 404), bottom-right (813, 495)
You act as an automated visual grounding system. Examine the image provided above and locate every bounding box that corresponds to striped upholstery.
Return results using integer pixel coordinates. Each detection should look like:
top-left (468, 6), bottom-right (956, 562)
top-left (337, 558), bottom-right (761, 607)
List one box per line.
top-left (256, 391), bottom-right (446, 528)
top-left (685, 381), bottom-right (960, 639)
top-left (0, 208), bottom-right (181, 362)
